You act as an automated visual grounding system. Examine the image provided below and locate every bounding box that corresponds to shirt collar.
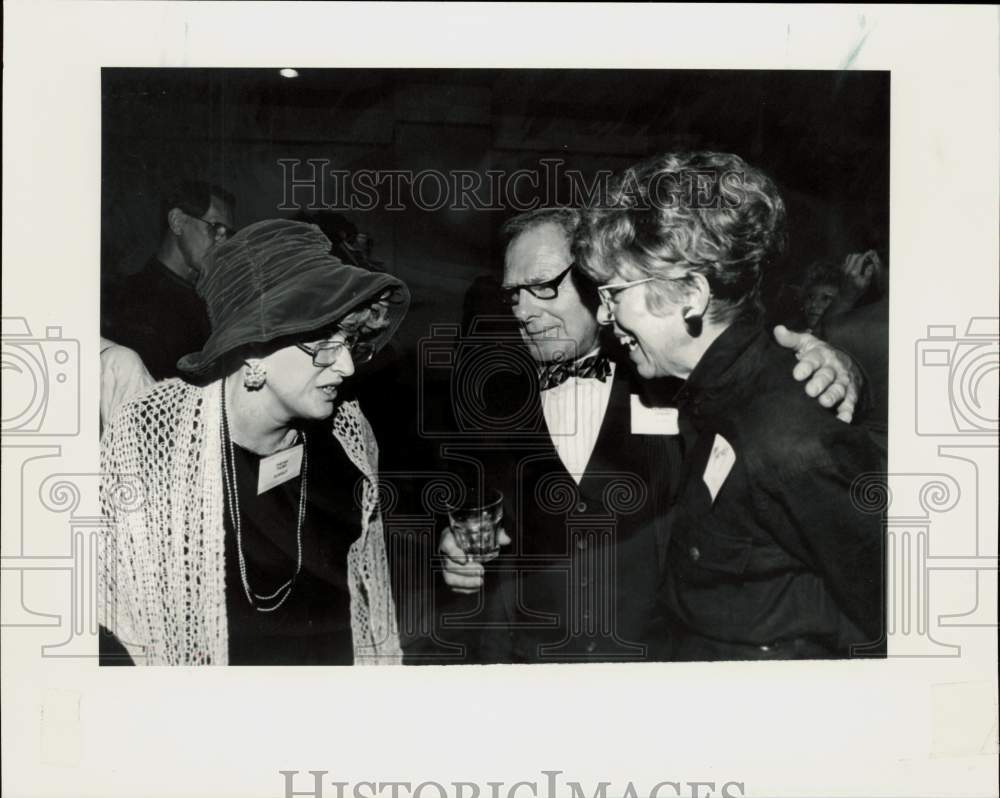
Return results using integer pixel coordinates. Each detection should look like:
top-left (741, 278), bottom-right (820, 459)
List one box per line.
top-left (675, 320), bottom-right (768, 420)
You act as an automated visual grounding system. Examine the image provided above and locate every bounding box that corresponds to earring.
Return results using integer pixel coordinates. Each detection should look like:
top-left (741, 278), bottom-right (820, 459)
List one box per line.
top-left (243, 359), bottom-right (267, 390)
top-left (683, 308), bottom-right (703, 337)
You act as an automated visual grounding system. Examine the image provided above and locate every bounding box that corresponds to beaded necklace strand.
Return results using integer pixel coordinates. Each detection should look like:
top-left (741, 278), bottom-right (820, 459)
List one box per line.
top-left (220, 380), bottom-right (308, 612)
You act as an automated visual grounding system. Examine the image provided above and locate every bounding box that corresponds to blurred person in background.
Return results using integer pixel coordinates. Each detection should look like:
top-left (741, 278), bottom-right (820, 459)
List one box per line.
top-left (104, 180), bottom-right (236, 379)
top-left (824, 249), bottom-right (889, 454)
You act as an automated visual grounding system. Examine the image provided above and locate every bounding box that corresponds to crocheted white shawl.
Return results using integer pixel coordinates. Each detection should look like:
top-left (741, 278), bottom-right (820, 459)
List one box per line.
top-left (98, 378), bottom-right (402, 665)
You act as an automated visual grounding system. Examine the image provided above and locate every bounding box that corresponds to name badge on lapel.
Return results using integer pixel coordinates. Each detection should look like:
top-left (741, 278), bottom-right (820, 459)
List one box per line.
top-left (630, 394), bottom-right (680, 435)
top-left (257, 444), bottom-right (304, 495)
top-left (702, 434), bottom-right (736, 503)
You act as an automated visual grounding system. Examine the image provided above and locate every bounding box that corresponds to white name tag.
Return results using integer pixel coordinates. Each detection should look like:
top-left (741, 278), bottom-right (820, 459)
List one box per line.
top-left (702, 433), bottom-right (736, 503)
top-left (257, 444), bottom-right (304, 495)
top-left (630, 394), bottom-right (680, 435)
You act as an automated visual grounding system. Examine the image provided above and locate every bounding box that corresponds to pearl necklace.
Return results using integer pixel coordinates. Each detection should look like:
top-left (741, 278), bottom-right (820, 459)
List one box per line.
top-left (220, 381), bottom-right (308, 613)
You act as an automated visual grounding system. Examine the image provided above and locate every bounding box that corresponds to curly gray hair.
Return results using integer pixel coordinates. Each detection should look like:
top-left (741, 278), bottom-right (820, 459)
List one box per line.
top-left (575, 151), bottom-right (786, 324)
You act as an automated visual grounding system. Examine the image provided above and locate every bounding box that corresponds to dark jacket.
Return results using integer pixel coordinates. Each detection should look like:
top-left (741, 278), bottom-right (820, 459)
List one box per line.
top-left (104, 257), bottom-right (212, 380)
top-left (659, 322), bottom-right (887, 660)
top-left (432, 338), bottom-right (686, 663)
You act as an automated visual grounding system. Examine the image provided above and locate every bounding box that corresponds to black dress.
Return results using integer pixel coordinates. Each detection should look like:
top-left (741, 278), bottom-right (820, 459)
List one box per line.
top-left (223, 422), bottom-right (363, 665)
top-left (99, 422), bottom-right (364, 665)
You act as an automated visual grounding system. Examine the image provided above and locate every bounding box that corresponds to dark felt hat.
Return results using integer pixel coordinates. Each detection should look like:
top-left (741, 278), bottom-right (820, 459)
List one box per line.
top-left (177, 219), bottom-right (409, 376)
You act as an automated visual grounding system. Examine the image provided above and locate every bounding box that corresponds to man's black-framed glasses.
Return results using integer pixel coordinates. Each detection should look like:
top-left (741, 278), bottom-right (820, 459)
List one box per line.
top-left (296, 337), bottom-right (375, 367)
top-left (187, 212), bottom-right (236, 241)
top-left (500, 263), bottom-right (575, 306)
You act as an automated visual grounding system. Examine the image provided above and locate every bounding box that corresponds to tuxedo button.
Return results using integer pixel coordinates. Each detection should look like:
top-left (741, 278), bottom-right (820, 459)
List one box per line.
top-left (689, 546), bottom-right (701, 562)
top-left (576, 501), bottom-right (588, 513)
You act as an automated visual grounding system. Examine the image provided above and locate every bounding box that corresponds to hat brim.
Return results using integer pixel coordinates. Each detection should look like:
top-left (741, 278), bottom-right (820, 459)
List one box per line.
top-left (176, 269), bottom-right (409, 377)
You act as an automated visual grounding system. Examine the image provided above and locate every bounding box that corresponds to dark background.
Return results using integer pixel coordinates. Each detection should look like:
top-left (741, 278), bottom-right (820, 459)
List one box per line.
top-left (102, 68), bottom-right (889, 347)
top-left (102, 69), bottom-right (889, 656)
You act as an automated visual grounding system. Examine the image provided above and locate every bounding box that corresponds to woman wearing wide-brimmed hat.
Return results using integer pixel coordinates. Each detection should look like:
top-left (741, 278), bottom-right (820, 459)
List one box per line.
top-left (99, 219), bottom-right (410, 665)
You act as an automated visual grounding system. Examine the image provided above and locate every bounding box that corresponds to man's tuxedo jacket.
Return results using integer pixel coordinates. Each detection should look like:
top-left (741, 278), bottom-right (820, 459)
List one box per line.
top-left (439, 340), bottom-right (685, 663)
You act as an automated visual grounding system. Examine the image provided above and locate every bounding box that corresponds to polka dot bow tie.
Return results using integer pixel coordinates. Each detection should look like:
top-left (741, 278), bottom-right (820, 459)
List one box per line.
top-left (538, 353), bottom-right (612, 391)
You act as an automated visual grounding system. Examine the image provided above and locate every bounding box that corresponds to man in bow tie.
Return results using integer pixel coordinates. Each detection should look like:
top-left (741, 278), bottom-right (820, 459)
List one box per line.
top-left (438, 207), bottom-right (860, 663)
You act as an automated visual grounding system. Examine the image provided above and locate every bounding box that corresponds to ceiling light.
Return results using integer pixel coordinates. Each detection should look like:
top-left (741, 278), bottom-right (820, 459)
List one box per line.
top-left (279, 68), bottom-right (299, 79)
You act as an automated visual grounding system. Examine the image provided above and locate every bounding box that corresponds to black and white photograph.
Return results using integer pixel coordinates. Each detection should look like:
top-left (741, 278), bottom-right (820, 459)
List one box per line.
top-left (2, 5), bottom-right (997, 798)
top-left (96, 67), bottom-right (890, 666)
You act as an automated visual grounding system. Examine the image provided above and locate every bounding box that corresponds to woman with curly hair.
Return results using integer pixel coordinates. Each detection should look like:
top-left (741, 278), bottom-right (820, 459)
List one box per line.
top-left (99, 219), bottom-right (409, 665)
top-left (576, 152), bottom-right (885, 660)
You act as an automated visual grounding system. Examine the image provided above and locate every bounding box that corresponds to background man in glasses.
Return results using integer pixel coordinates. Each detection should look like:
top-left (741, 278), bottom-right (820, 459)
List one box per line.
top-left (104, 179), bottom-right (236, 379)
top-left (437, 207), bottom-right (862, 663)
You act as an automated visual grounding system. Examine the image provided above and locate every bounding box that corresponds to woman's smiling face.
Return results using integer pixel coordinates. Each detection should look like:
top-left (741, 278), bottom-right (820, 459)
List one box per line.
top-left (605, 268), bottom-right (697, 380)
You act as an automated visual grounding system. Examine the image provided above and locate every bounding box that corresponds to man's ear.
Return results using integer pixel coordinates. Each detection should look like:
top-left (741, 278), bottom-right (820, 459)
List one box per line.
top-left (166, 207), bottom-right (186, 236)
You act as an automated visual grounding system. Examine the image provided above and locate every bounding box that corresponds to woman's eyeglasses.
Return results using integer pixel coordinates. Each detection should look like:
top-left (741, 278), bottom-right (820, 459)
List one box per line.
top-left (597, 277), bottom-right (654, 314)
top-left (296, 338), bottom-right (375, 367)
top-left (500, 263), bottom-right (575, 306)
